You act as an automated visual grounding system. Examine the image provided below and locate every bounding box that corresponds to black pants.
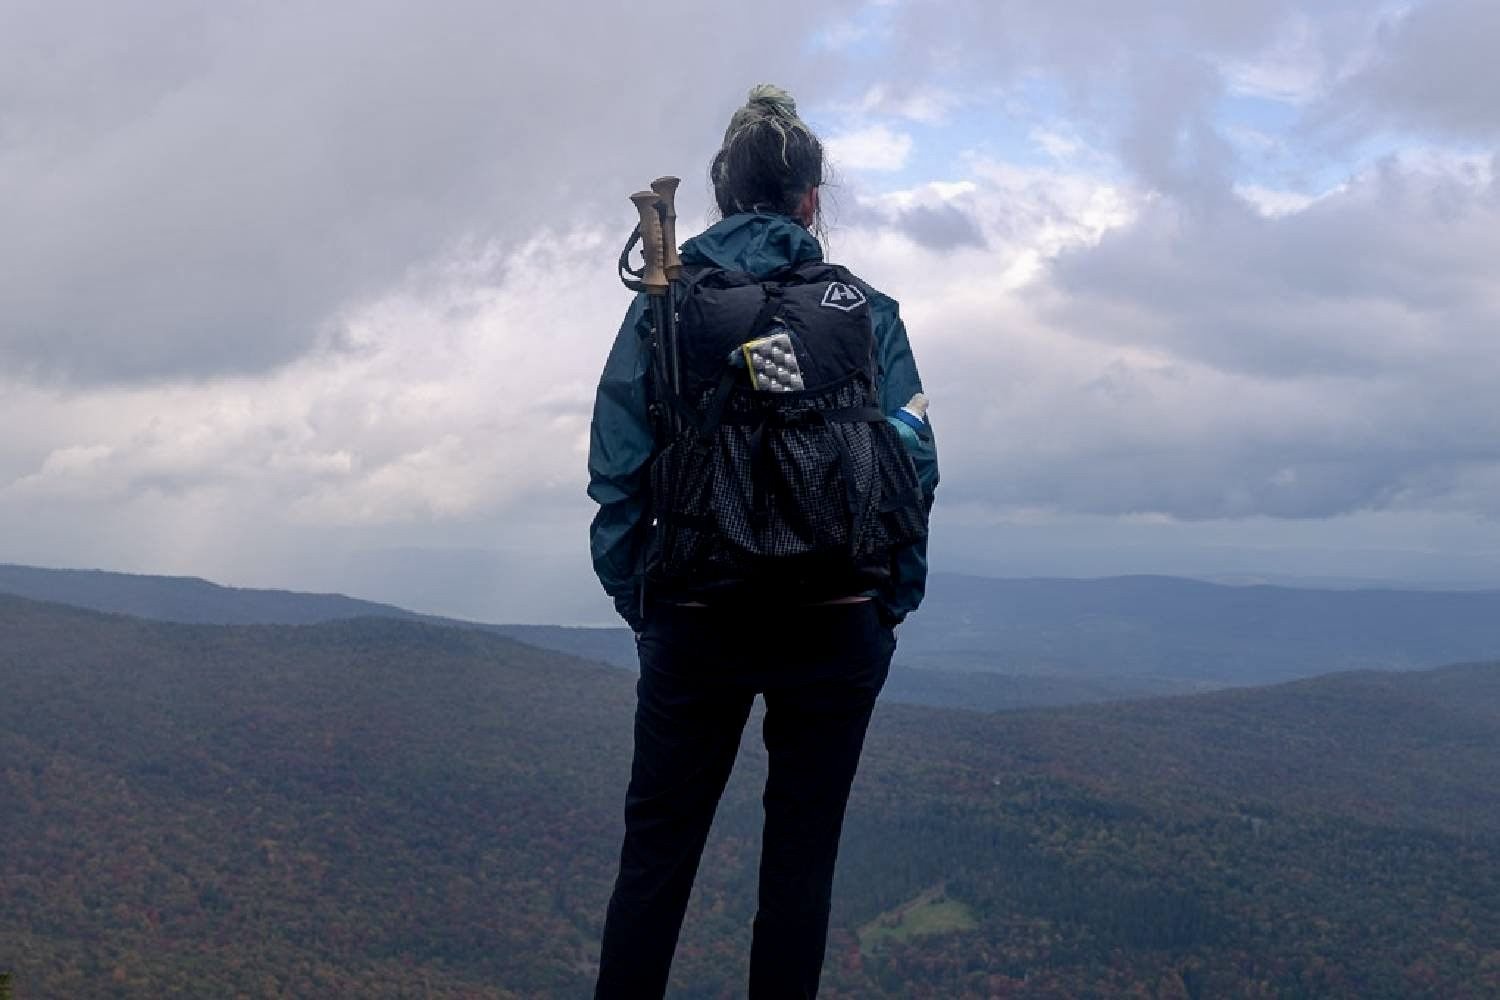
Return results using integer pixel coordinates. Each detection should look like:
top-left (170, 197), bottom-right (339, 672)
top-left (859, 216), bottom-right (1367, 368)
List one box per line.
top-left (595, 600), bottom-right (895, 999)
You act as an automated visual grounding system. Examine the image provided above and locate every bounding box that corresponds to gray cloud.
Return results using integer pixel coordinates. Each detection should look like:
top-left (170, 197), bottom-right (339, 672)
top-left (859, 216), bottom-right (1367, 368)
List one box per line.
top-left (915, 156), bottom-right (1500, 524)
top-left (887, 0), bottom-right (1500, 203)
top-left (896, 202), bottom-right (988, 252)
top-left (1116, 54), bottom-right (1236, 207)
top-left (827, 178), bottom-right (989, 255)
top-left (0, 0), bottom-right (860, 384)
top-left (863, 0), bottom-right (1500, 526)
top-left (1328, 0), bottom-right (1500, 140)
top-left (1044, 158), bottom-right (1499, 379)
top-left (892, 0), bottom-right (1309, 80)
top-left (7, 0), bottom-right (1500, 620)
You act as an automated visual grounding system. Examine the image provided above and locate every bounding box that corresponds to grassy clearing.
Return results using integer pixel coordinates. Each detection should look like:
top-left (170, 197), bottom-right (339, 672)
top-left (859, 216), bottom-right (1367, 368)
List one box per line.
top-left (857, 887), bottom-right (979, 953)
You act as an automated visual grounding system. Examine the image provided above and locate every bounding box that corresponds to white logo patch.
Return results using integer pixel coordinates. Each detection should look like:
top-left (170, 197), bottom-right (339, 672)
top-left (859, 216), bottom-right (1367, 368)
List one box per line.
top-left (820, 282), bottom-right (867, 312)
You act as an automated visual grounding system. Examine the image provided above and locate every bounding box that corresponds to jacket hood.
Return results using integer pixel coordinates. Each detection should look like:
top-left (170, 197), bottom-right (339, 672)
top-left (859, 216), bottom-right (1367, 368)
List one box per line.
top-left (678, 213), bottom-right (823, 277)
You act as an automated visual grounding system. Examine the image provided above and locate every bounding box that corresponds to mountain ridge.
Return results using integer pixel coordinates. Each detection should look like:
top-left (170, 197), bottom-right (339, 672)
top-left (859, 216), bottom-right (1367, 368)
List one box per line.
top-left (2, 592), bottom-right (1497, 996)
top-left (7, 561), bottom-right (1500, 712)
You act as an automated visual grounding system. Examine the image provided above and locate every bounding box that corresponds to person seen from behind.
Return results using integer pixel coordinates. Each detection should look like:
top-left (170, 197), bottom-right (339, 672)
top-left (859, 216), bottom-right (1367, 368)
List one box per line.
top-left (587, 84), bottom-right (940, 998)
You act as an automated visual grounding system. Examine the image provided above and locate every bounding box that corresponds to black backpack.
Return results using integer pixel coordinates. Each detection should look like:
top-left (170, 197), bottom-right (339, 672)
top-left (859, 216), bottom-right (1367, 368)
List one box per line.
top-left (642, 261), bottom-right (927, 603)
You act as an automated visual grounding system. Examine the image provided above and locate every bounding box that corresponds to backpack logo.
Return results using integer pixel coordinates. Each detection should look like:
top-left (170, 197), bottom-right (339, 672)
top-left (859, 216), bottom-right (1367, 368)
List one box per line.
top-left (820, 282), bottom-right (867, 312)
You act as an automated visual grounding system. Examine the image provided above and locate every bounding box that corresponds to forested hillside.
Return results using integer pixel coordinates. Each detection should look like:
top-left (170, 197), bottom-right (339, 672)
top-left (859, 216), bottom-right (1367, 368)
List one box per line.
top-left (2, 594), bottom-right (1498, 997)
top-left (0, 563), bottom-right (424, 626)
top-left (10, 564), bottom-right (1500, 713)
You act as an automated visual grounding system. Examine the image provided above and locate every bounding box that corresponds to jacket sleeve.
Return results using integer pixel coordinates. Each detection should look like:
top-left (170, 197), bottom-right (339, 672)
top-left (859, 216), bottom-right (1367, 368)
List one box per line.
top-left (586, 296), bottom-right (654, 630)
top-left (873, 300), bottom-right (939, 625)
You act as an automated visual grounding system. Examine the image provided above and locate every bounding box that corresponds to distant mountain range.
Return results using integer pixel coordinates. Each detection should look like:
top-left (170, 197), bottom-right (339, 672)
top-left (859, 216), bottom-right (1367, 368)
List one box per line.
top-left (0, 562), bottom-right (423, 625)
top-left (902, 572), bottom-right (1500, 681)
top-left (5, 562), bottom-right (1500, 711)
top-left (2, 592), bottom-right (1496, 996)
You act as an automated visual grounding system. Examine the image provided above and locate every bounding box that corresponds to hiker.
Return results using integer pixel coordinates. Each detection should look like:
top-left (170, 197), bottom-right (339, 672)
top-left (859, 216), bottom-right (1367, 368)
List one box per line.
top-left (587, 84), bottom-right (939, 998)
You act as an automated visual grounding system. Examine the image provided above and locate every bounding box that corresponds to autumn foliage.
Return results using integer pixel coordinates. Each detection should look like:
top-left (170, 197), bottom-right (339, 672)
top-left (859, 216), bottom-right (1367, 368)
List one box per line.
top-left (2, 594), bottom-right (1498, 997)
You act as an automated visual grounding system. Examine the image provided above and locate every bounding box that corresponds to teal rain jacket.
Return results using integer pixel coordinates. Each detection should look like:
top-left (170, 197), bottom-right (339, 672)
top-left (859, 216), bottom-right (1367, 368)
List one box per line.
top-left (586, 212), bottom-right (939, 629)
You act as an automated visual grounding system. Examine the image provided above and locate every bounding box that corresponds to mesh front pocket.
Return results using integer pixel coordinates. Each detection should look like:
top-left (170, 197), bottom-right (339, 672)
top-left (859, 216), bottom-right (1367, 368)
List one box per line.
top-left (864, 420), bottom-right (928, 555)
top-left (647, 437), bottom-right (717, 585)
top-left (647, 377), bottom-right (928, 598)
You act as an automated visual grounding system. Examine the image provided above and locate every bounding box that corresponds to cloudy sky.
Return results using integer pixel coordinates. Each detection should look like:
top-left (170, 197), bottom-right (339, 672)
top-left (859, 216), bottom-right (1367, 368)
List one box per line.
top-left (3, 0), bottom-right (1498, 623)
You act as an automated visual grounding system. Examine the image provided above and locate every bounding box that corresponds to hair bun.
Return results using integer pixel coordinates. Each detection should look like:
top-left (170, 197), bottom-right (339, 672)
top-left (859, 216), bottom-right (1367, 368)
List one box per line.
top-left (712, 83), bottom-right (824, 222)
top-left (723, 83), bottom-right (802, 145)
top-left (744, 84), bottom-right (799, 120)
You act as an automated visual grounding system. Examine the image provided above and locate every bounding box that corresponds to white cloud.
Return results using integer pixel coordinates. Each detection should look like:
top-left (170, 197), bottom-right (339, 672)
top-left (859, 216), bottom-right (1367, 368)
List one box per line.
top-left (829, 140), bottom-right (1500, 531)
top-left (854, 83), bottom-right (961, 124)
top-left (1233, 184), bottom-right (1318, 217)
top-left (0, 223), bottom-right (619, 541)
top-left (1031, 127), bottom-right (1083, 161)
top-left (0, 0), bottom-right (870, 384)
top-left (826, 124), bottom-right (915, 172)
top-left (1223, 12), bottom-right (1328, 104)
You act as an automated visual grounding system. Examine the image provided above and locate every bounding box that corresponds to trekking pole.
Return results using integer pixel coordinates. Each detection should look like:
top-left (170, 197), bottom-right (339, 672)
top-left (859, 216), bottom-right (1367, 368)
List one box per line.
top-left (651, 176), bottom-right (683, 280)
top-left (649, 176), bottom-right (684, 419)
top-left (629, 189), bottom-right (669, 294)
top-left (629, 190), bottom-right (677, 437)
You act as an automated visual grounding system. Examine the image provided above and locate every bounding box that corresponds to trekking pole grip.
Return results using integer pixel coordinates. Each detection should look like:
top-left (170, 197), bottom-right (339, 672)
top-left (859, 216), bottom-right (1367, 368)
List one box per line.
top-left (630, 191), bottom-right (669, 295)
top-left (650, 176), bottom-right (683, 279)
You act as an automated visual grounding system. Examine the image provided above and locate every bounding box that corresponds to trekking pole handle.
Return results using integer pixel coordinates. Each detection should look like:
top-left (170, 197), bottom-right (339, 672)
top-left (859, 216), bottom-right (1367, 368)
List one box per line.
top-left (650, 176), bottom-right (683, 280)
top-left (630, 191), bottom-right (669, 295)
